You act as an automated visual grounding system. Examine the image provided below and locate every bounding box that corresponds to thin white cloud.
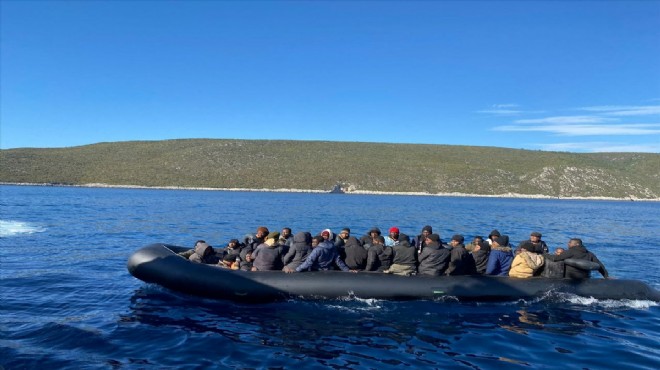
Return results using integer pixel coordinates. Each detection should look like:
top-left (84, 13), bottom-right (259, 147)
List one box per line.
top-left (536, 142), bottom-right (660, 153)
top-left (478, 104), bottom-right (522, 115)
top-left (484, 102), bottom-right (660, 152)
top-left (492, 104), bottom-right (520, 108)
top-left (514, 116), bottom-right (618, 124)
top-left (578, 105), bottom-right (660, 116)
top-left (477, 109), bottom-right (525, 115)
top-left (477, 104), bottom-right (544, 116)
top-left (494, 123), bottom-right (660, 136)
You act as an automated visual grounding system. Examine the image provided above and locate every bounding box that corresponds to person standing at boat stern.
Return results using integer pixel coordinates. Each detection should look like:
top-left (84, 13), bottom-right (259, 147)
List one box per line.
top-left (518, 231), bottom-right (549, 254)
top-left (544, 238), bottom-right (609, 279)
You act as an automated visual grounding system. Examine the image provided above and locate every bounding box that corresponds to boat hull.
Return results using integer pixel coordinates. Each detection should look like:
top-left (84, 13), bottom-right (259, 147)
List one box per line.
top-left (127, 243), bottom-right (660, 303)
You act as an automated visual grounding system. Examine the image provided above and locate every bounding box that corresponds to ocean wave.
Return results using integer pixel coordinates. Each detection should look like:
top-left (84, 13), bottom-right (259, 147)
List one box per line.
top-left (556, 292), bottom-right (659, 309)
top-left (0, 220), bottom-right (46, 237)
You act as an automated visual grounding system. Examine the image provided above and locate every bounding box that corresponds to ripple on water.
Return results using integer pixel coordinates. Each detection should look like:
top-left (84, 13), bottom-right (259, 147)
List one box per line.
top-left (2, 187), bottom-right (660, 369)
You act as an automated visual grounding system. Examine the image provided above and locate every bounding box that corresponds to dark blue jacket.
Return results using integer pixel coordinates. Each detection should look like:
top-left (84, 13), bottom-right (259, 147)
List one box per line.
top-left (296, 240), bottom-right (350, 272)
top-left (485, 246), bottom-right (514, 276)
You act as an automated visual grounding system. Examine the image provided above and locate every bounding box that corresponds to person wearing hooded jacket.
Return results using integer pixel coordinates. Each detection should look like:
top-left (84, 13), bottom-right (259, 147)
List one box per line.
top-left (365, 236), bottom-right (393, 272)
top-left (471, 241), bottom-right (491, 275)
top-left (244, 227), bottom-right (268, 253)
top-left (282, 231), bottom-right (313, 270)
top-left (340, 236), bottom-right (368, 270)
top-left (486, 229), bottom-right (501, 246)
top-left (385, 227), bottom-right (409, 247)
top-left (334, 228), bottom-right (351, 248)
top-left (384, 235), bottom-right (417, 276)
top-left (417, 234), bottom-right (450, 276)
top-left (412, 225), bottom-right (434, 254)
top-left (319, 229), bottom-right (335, 243)
top-left (188, 241), bottom-right (220, 264)
top-left (251, 232), bottom-right (285, 271)
top-left (466, 236), bottom-right (484, 252)
top-left (239, 226), bottom-right (269, 271)
top-left (360, 227), bottom-right (382, 249)
top-left (279, 227), bottom-right (294, 249)
top-left (544, 238), bottom-right (609, 279)
top-left (223, 239), bottom-right (244, 259)
top-left (446, 234), bottom-right (476, 275)
top-left (285, 235), bottom-right (352, 273)
top-left (509, 241), bottom-right (545, 278)
top-left (485, 235), bottom-right (514, 276)
top-left (178, 239), bottom-right (216, 260)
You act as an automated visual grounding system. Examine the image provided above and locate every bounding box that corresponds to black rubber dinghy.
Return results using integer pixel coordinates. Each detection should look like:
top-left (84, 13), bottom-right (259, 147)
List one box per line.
top-left (127, 243), bottom-right (660, 303)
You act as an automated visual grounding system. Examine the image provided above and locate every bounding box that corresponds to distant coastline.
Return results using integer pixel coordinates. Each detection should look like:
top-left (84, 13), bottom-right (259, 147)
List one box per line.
top-left (3, 140), bottom-right (658, 200)
top-left (3, 182), bottom-right (658, 202)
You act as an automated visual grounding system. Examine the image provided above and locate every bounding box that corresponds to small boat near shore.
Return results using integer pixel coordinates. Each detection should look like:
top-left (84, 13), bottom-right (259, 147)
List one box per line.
top-left (127, 243), bottom-right (660, 303)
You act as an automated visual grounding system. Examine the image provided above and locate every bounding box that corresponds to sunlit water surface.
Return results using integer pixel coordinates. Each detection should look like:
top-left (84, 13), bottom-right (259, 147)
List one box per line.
top-left (1, 185), bottom-right (659, 369)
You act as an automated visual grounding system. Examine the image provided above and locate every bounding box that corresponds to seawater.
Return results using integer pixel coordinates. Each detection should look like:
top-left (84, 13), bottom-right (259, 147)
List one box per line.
top-left (1, 185), bottom-right (659, 369)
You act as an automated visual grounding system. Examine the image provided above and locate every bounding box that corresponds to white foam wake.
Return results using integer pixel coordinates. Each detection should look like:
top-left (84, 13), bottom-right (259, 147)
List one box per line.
top-left (561, 294), bottom-right (659, 309)
top-left (0, 220), bottom-right (46, 237)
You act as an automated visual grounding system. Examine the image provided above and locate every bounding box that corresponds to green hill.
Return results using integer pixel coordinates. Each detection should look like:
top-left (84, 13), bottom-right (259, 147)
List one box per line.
top-left (1, 139), bottom-right (659, 199)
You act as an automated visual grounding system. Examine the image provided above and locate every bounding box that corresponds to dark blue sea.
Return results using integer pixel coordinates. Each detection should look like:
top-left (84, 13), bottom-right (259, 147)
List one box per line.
top-left (1, 185), bottom-right (659, 369)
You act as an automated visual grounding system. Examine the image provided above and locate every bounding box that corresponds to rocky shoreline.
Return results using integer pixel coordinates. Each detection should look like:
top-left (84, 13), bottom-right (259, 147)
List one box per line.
top-left (3, 182), bottom-right (658, 202)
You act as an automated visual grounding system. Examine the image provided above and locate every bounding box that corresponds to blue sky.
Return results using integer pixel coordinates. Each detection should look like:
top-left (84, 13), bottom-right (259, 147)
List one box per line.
top-left (1, 1), bottom-right (659, 153)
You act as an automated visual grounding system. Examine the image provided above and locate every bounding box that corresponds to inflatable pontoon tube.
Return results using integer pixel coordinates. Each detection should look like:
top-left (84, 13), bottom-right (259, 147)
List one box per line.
top-left (127, 243), bottom-right (660, 303)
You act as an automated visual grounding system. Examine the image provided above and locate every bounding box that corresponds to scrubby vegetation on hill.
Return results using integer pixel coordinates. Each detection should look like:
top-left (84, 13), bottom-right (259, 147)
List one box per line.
top-left (1, 139), bottom-right (658, 199)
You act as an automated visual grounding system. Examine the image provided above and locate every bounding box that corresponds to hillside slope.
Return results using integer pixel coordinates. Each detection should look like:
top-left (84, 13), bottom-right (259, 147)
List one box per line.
top-left (1, 139), bottom-right (658, 199)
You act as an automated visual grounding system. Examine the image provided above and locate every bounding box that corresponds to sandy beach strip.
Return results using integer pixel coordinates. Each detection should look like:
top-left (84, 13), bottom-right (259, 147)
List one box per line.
top-left (2, 182), bottom-right (658, 202)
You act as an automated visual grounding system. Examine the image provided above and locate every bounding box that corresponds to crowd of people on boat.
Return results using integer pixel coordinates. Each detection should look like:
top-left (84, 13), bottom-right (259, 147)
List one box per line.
top-left (178, 225), bottom-right (609, 279)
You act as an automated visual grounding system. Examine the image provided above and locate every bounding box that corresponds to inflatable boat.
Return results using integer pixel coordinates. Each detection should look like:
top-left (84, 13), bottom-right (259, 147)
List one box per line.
top-left (127, 243), bottom-right (660, 303)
